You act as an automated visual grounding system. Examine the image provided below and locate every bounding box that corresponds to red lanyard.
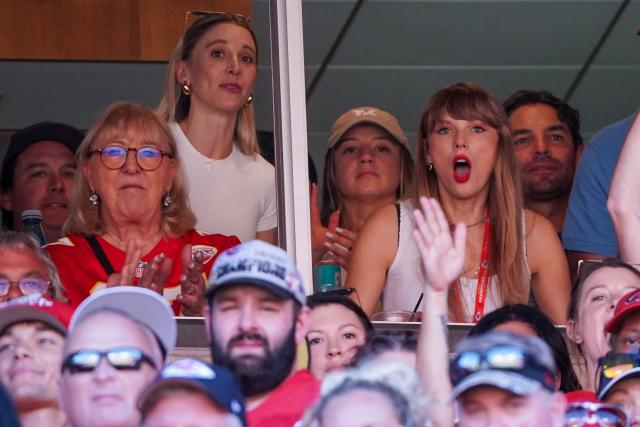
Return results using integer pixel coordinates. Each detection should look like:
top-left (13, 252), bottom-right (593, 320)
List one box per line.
top-left (472, 207), bottom-right (492, 323)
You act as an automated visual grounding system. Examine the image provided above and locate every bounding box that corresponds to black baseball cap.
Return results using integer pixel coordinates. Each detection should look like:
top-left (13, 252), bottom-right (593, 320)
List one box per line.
top-left (1, 121), bottom-right (84, 188)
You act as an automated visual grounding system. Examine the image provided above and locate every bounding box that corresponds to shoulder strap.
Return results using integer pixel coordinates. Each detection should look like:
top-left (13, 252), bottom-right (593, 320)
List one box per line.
top-left (85, 235), bottom-right (115, 276)
top-left (395, 202), bottom-right (401, 246)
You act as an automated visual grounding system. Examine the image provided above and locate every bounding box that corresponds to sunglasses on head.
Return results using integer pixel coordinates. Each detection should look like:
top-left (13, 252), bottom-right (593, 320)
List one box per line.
top-left (184, 10), bottom-right (251, 34)
top-left (565, 402), bottom-right (629, 427)
top-left (597, 351), bottom-right (640, 393)
top-left (0, 277), bottom-right (49, 297)
top-left (317, 287), bottom-right (363, 307)
top-left (450, 345), bottom-right (556, 391)
top-left (62, 347), bottom-right (156, 374)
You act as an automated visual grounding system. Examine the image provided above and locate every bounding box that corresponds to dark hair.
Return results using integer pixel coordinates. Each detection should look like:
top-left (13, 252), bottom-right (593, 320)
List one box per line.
top-left (468, 304), bottom-right (581, 392)
top-left (352, 331), bottom-right (417, 366)
top-left (568, 258), bottom-right (640, 322)
top-left (307, 292), bottom-right (373, 335)
top-left (503, 89), bottom-right (583, 147)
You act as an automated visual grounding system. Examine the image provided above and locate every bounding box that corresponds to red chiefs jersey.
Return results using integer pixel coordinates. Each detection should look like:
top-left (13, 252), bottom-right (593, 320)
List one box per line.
top-left (248, 370), bottom-right (319, 427)
top-left (46, 230), bottom-right (240, 314)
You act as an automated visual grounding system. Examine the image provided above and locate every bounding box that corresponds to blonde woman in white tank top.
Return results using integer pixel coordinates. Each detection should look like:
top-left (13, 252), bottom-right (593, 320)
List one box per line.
top-left (347, 83), bottom-right (570, 324)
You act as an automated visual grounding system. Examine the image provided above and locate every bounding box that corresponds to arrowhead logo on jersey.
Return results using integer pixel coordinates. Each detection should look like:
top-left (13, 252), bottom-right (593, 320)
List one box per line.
top-left (192, 245), bottom-right (218, 264)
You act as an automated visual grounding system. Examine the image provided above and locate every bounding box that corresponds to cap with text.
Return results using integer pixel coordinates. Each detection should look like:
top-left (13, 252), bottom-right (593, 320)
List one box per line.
top-left (0, 294), bottom-right (74, 335)
top-left (206, 240), bottom-right (306, 306)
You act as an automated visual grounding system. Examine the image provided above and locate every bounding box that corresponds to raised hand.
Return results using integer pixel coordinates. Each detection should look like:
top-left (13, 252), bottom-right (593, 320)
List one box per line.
top-left (412, 197), bottom-right (466, 292)
top-left (176, 244), bottom-right (205, 316)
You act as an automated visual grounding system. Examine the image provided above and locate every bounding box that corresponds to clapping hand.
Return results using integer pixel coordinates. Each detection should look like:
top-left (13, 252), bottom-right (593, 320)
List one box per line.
top-left (107, 241), bottom-right (172, 295)
top-left (176, 244), bottom-right (206, 316)
top-left (412, 197), bottom-right (466, 292)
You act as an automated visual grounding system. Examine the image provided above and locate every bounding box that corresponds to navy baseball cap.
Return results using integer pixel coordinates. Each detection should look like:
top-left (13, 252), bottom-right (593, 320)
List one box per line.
top-left (138, 358), bottom-right (246, 426)
top-left (451, 332), bottom-right (557, 398)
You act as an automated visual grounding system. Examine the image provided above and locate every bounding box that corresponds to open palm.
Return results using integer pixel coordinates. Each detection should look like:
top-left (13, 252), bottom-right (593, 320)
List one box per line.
top-left (412, 197), bottom-right (466, 292)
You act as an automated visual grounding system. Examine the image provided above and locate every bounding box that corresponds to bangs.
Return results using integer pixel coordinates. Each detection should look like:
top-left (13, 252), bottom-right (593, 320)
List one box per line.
top-left (423, 82), bottom-right (505, 136)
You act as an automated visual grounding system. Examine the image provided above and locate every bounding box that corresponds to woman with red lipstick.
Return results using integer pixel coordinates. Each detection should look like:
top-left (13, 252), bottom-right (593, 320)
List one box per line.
top-left (46, 102), bottom-right (239, 314)
top-left (157, 12), bottom-right (277, 243)
top-left (347, 82), bottom-right (570, 324)
top-left (312, 106), bottom-right (414, 268)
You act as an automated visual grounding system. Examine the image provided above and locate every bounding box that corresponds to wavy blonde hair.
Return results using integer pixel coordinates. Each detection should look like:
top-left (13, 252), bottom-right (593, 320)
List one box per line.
top-left (64, 101), bottom-right (195, 237)
top-left (156, 14), bottom-right (259, 157)
top-left (414, 82), bottom-right (528, 322)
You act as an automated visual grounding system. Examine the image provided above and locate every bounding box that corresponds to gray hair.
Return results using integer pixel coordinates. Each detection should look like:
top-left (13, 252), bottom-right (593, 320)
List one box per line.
top-left (0, 231), bottom-right (66, 301)
top-left (302, 362), bottom-right (430, 427)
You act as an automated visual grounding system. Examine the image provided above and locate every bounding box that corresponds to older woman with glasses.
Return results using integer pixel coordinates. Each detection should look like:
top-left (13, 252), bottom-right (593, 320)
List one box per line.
top-left (0, 230), bottom-right (65, 302)
top-left (157, 12), bottom-right (277, 244)
top-left (46, 102), bottom-right (240, 315)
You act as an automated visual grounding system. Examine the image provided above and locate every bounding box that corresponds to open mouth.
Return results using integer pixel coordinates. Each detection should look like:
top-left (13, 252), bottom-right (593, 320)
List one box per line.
top-left (453, 156), bottom-right (471, 183)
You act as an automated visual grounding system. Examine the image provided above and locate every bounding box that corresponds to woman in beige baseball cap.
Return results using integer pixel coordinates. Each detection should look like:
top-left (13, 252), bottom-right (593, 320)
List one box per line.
top-left (311, 107), bottom-right (413, 269)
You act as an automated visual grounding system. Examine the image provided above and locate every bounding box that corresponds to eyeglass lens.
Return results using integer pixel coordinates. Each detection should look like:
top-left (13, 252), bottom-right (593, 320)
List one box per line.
top-left (99, 146), bottom-right (164, 171)
top-left (0, 278), bottom-right (48, 296)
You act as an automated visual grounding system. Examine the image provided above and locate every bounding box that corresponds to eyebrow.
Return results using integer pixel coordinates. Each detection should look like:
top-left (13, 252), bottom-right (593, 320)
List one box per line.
top-left (511, 129), bottom-right (532, 136)
top-left (205, 39), bottom-right (256, 55)
top-left (544, 124), bottom-right (570, 133)
top-left (307, 323), bottom-right (361, 334)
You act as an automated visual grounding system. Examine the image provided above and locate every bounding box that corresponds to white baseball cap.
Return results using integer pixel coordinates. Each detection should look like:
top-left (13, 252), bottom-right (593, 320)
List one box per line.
top-left (70, 286), bottom-right (177, 357)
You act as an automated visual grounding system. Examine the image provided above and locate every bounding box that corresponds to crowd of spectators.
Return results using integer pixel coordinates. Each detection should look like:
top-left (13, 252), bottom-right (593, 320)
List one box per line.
top-left (1, 10), bottom-right (640, 427)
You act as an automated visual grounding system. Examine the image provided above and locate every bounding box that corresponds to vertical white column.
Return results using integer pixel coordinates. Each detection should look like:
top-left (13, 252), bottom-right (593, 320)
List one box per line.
top-left (269, 0), bottom-right (313, 294)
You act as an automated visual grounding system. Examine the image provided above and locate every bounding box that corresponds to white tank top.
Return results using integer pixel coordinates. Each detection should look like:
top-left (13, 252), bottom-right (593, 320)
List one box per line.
top-left (383, 200), bottom-right (531, 321)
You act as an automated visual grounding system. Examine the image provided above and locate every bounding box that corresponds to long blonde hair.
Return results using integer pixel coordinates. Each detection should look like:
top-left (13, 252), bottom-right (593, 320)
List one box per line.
top-left (156, 14), bottom-right (259, 157)
top-left (414, 82), bottom-right (528, 321)
top-left (64, 101), bottom-right (196, 237)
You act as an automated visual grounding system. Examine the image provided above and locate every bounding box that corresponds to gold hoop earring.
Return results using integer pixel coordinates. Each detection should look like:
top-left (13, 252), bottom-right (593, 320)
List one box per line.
top-left (245, 94), bottom-right (253, 106)
top-left (182, 81), bottom-right (192, 96)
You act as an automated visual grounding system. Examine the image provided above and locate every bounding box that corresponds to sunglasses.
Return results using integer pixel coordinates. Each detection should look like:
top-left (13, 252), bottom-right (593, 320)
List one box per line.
top-left (451, 345), bottom-right (556, 391)
top-left (597, 351), bottom-right (640, 393)
top-left (318, 287), bottom-right (363, 308)
top-left (0, 277), bottom-right (49, 297)
top-left (184, 10), bottom-right (251, 34)
top-left (89, 146), bottom-right (173, 172)
top-left (565, 402), bottom-right (629, 427)
top-left (62, 347), bottom-right (156, 374)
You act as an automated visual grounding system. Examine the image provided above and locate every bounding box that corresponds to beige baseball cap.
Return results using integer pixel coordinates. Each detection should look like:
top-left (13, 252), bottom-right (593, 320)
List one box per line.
top-left (327, 107), bottom-right (407, 148)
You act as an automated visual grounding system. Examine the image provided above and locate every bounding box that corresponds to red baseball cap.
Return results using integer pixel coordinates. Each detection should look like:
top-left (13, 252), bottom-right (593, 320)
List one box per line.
top-left (0, 295), bottom-right (74, 335)
top-left (605, 289), bottom-right (640, 333)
